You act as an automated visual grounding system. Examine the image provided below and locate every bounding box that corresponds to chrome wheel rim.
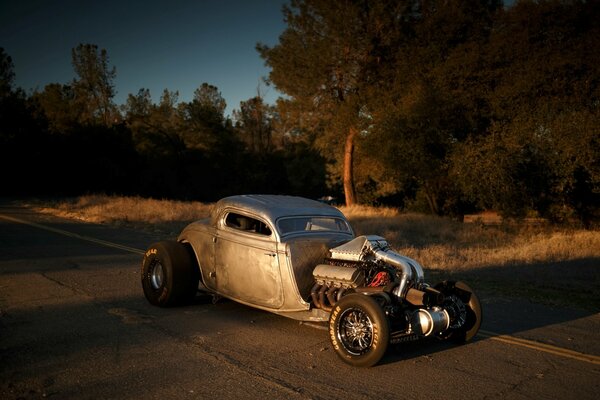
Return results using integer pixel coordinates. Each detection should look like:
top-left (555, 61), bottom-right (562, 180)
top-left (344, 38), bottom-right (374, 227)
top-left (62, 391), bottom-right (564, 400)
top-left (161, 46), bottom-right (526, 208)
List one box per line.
top-left (150, 261), bottom-right (164, 290)
top-left (337, 307), bottom-right (373, 355)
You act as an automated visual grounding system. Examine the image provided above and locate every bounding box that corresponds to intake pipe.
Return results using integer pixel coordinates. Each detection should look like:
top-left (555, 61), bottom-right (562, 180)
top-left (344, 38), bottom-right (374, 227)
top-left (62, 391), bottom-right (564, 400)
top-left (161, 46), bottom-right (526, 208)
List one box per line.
top-left (372, 248), bottom-right (423, 298)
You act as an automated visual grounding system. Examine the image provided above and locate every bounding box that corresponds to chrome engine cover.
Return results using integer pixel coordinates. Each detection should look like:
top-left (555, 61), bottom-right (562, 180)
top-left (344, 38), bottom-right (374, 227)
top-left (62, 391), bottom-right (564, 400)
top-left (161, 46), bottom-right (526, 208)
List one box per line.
top-left (328, 235), bottom-right (389, 262)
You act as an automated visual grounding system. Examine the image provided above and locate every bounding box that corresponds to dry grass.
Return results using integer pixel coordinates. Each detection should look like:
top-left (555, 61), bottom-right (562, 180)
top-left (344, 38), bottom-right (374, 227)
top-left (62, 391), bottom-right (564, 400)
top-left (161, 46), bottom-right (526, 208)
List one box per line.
top-left (341, 205), bottom-right (600, 271)
top-left (29, 195), bottom-right (213, 235)
top-left (30, 195), bottom-right (600, 309)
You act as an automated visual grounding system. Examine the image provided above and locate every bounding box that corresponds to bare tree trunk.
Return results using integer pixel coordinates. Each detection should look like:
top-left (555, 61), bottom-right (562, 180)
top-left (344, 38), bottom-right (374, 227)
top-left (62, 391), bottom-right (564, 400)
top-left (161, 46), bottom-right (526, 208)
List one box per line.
top-left (343, 127), bottom-right (358, 206)
top-left (423, 183), bottom-right (440, 215)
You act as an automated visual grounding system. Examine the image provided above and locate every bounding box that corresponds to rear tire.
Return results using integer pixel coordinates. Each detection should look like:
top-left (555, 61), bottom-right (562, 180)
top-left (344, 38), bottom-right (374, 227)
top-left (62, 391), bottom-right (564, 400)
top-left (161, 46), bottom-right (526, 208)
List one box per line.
top-left (141, 241), bottom-right (199, 307)
top-left (435, 280), bottom-right (482, 342)
top-left (329, 293), bottom-right (389, 367)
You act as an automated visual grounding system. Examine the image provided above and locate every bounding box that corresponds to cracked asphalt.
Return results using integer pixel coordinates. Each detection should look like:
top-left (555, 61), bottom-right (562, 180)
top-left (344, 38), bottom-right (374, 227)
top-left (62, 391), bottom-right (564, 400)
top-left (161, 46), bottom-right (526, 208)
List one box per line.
top-left (1, 202), bottom-right (599, 399)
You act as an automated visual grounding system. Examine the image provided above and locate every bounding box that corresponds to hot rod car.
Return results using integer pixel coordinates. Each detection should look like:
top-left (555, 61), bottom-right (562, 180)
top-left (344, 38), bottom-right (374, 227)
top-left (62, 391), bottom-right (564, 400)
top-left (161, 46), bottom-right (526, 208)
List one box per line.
top-left (141, 195), bottom-right (482, 367)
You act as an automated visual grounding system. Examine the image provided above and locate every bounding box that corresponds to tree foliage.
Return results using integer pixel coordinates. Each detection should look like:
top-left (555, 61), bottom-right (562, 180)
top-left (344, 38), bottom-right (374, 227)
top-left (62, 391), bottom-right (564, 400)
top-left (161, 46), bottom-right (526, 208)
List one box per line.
top-left (450, 0), bottom-right (600, 223)
top-left (0, 1), bottom-right (598, 225)
top-left (71, 43), bottom-right (118, 125)
top-left (0, 47), bottom-right (15, 98)
top-left (259, 0), bottom-right (598, 223)
top-left (33, 83), bottom-right (80, 134)
top-left (233, 96), bottom-right (276, 153)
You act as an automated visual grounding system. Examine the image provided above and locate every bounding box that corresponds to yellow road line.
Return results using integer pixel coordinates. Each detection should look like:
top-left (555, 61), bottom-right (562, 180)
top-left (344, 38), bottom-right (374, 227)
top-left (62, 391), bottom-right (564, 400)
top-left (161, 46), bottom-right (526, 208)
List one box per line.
top-left (2, 212), bottom-right (599, 365)
top-left (0, 213), bottom-right (145, 255)
top-left (478, 329), bottom-right (600, 365)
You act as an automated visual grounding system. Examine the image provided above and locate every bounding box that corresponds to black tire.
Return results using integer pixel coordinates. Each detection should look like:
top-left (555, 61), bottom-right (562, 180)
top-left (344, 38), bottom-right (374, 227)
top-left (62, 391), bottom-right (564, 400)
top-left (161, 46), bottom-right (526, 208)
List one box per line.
top-left (329, 293), bottom-right (390, 367)
top-left (141, 241), bottom-right (199, 307)
top-left (434, 280), bottom-right (482, 342)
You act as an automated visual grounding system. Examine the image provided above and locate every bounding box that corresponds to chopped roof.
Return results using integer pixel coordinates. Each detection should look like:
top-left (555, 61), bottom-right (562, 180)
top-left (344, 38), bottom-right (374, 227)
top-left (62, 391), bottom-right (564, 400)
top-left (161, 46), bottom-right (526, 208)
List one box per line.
top-left (213, 194), bottom-right (346, 223)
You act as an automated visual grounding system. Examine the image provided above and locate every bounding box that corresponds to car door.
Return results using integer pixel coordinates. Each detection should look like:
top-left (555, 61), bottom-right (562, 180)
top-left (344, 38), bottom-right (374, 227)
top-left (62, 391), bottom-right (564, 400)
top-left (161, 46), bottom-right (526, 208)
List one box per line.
top-left (214, 211), bottom-right (284, 309)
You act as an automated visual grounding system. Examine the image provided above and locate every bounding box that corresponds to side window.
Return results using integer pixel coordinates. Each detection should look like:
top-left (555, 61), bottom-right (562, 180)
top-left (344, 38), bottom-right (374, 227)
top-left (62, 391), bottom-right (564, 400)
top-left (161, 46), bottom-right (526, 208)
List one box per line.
top-left (224, 212), bottom-right (272, 236)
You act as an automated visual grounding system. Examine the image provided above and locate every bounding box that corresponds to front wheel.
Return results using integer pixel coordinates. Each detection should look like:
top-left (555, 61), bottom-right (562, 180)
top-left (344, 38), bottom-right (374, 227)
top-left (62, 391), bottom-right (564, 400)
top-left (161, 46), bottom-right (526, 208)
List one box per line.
top-left (329, 293), bottom-right (389, 367)
top-left (141, 241), bottom-right (199, 307)
top-left (435, 280), bottom-right (482, 342)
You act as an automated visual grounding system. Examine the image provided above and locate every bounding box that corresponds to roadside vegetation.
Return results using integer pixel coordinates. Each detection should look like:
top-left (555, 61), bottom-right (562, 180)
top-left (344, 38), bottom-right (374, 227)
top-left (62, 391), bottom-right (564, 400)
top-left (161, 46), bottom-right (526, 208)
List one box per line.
top-left (29, 195), bottom-right (600, 310)
top-left (2, 1), bottom-right (598, 226)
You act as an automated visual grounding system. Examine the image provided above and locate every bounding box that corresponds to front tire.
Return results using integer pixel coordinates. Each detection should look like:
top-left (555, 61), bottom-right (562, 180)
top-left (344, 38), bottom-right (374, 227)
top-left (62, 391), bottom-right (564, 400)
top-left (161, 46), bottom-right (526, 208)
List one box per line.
top-left (329, 293), bottom-right (389, 367)
top-left (141, 241), bottom-right (199, 307)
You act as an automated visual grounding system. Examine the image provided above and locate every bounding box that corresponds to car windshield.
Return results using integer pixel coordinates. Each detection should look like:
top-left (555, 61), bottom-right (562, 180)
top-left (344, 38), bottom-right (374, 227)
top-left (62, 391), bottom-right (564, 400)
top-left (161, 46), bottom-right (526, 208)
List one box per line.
top-left (276, 216), bottom-right (351, 236)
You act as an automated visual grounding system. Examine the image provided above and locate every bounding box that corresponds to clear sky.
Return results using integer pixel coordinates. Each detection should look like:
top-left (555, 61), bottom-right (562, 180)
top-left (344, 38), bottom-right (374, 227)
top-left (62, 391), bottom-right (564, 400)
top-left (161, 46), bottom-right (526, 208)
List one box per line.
top-left (0, 0), bottom-right (287, 116)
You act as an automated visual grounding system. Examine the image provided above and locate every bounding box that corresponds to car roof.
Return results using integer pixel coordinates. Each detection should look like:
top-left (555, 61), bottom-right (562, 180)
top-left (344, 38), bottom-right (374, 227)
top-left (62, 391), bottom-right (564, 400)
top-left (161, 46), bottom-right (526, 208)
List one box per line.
top-left (213, 194), bottom-right (347, 224)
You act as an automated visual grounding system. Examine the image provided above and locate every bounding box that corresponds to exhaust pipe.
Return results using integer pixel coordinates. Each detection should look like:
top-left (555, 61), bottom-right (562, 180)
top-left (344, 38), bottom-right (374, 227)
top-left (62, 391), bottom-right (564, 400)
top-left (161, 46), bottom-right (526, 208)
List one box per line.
top-left (310, 283), bottom-right (322, 309)
top-left (411, 307), bottom-right (450, 336)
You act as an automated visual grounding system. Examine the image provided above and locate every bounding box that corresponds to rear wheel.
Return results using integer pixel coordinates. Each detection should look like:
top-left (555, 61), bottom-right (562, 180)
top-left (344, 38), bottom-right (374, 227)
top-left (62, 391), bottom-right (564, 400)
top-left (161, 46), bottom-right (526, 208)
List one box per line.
top-left (434, 281), bottom-right (482, 342)
top-left (141, 241), bottom-right (199, 307)
top-left (329, 293), bottom-right (389, 367)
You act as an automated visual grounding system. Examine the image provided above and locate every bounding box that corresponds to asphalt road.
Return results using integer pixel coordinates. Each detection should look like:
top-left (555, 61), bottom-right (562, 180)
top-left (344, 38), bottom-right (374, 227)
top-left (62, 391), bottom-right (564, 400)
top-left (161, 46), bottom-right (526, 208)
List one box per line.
top-left (1, 202), bottom-right (599, 399)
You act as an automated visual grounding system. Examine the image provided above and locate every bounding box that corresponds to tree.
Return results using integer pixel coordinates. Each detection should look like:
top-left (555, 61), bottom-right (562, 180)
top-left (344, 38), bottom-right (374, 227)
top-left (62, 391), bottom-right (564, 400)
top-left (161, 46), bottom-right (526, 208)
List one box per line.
top-left (192, 83), bottom-right (226, 117)
top-left (0, 48), bottom-right (38, 143)
top-left (0, 47), bottom-right (15, 99)
top-left (0, 48), bottom-right (54, 195)
top-left (342, 0), bottom-right (503, 214)
top-left (142, 89), bottom-right (186, 157)
top-left (33, 83), bottom-right (80, 134)
top-left (124, 88), bottom-right (152, 118)
top-left (71, 43), bottom-right (117, 126)
top-left (233, 96), bottom-right (276, 153)
top-left (122, 88), bottom-right (156, 152)
top-left (450, 0), bottom-right (600, 223)
top-left (181, 83), bottom-right (232, 150)
top-left (371, 82), bottom-right (464, 214)
top-left (258, 0), bottom-right (409, 205)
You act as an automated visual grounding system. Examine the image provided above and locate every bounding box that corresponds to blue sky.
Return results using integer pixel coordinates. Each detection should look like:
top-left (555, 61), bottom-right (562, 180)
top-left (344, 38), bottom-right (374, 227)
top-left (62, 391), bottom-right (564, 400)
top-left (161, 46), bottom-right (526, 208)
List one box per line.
top-left (0, 0), bottom-right (287, 116)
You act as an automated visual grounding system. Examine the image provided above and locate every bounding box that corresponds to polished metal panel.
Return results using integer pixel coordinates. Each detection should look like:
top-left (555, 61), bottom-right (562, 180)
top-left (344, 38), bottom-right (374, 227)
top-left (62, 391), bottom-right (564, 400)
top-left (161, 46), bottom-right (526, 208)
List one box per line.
top-left (284, 236), bottom-right (344, 301)
top-left (178, 195), bottom-right (354, 318)
top-left (178, 218), bottom-right (217, 290)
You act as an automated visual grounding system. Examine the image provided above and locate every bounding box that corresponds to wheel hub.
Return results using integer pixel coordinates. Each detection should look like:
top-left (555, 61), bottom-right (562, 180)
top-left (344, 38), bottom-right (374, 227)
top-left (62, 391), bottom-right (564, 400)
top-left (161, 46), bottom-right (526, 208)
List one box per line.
top-left (338, 308), bottom-right (374, 355)
top-left (445, 294), bottom-right (467, 329)
top-left (150, 261), bottom-right (164, 290)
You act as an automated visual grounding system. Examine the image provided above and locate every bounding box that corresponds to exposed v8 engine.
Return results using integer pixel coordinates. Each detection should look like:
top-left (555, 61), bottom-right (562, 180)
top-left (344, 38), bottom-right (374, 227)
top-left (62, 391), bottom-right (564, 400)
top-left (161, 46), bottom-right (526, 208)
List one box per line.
top-left (312, 235), bottom-right (482, 365)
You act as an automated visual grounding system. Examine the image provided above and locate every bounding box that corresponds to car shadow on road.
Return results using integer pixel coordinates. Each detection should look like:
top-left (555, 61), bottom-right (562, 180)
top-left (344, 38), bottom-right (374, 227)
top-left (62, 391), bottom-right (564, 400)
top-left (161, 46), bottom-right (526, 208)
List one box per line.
top-left (381, 339), bottom-right (467, 365)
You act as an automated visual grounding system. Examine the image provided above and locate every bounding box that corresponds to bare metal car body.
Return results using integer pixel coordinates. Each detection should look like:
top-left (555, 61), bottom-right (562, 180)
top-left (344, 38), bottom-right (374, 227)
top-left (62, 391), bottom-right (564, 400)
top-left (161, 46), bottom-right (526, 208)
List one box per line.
top-left (142, 194), bottom-right (482, 367)
top-left (178, 195), bottom-right (353, 321)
